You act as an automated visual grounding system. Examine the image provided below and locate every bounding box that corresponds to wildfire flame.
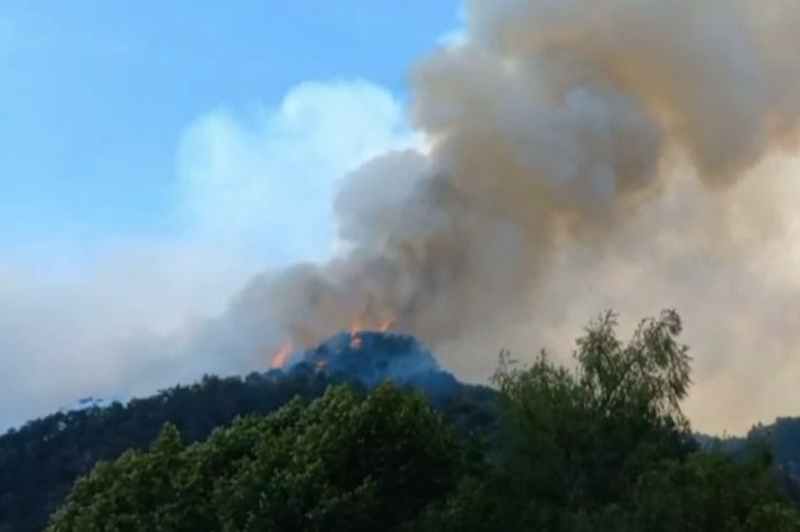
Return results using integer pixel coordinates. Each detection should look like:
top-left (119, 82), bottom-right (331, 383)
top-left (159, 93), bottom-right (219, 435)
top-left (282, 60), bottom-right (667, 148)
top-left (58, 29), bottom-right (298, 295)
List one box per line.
top-left (269, 341), bottom-right (293, 369)
top-left (347, 302), bottom-right (396, 349)
top-left (378, 316), bottom-right (395, 332)
top-left (268, 301), bottom-right (398, 366)
top-left (350, 333), bottom-right (363, 349)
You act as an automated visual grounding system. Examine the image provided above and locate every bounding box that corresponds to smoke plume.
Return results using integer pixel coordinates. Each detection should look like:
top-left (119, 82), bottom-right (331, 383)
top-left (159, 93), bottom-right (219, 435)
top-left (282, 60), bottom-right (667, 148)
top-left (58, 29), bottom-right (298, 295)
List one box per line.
top-left (189, 0), bottom-right (800, 434)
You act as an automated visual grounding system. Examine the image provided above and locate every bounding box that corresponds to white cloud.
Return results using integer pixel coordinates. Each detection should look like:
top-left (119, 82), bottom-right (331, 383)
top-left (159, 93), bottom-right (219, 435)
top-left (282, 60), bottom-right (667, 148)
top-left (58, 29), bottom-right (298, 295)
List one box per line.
top-left (0, 242), bottom-right (249, 428)
top-left (0, 79), bottom-right (413, 429)
top-left (176, 79), bottom-right (418, 262)
top-left (437, 29), bottom-right (467, 48)
top-left (436, 3), bottom-right (467, 48)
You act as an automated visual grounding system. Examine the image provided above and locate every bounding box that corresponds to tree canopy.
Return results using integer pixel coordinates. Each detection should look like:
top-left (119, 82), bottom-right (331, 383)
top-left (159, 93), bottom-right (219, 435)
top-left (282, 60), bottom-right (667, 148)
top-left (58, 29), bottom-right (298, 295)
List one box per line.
top-left (0, 363), bottom-right (492, 532)
top-left (11, 310), bottom-right (800, 531)
top-left (415, 310), bottom-right (800, 531)
top-left (46, 383), bottom-right (466, 532)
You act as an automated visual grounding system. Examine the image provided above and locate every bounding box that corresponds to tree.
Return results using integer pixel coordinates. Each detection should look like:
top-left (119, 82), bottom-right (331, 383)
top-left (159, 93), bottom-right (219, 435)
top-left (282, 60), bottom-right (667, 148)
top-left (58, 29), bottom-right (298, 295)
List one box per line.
top-left (0, 343), bottom-right (493, 532)
top-left (40, 310), bottom-right (800, 532)
top-left (47, 424), bottom-right (196, 532)
top-left (46, 383), bottom-right (465, 532)
top-left (417, 310), bottom-right (800, 532)
top-left (487, 311), bottom-right (695, 521)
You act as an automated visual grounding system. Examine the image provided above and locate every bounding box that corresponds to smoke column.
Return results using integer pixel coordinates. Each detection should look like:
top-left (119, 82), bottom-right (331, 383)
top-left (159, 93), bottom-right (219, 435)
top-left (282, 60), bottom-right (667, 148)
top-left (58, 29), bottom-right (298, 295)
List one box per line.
top-left (187, 0), bottom-right (800, 434)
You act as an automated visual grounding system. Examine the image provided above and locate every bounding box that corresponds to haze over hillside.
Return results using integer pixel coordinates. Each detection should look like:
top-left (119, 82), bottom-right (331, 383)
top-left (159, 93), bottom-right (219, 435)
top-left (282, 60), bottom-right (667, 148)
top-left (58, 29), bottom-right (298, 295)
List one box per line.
top-left (6, 323), bottom-right (800, 532)
top-left (3, 0), bottom-right (800, 435)
top-left (164, 0), bottom-right (800, 435)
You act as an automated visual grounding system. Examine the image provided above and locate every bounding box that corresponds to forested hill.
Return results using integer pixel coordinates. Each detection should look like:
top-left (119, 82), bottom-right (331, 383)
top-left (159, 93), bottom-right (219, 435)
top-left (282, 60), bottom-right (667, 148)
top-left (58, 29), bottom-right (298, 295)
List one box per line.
top-left (0, 332), bottom-right (495, 532)
top-left (3, 321), bottom-right (800, 531)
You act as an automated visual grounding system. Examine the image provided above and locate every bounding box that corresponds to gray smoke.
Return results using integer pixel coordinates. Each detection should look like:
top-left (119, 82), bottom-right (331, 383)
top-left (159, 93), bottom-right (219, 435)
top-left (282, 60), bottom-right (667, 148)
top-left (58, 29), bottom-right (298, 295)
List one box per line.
top-left (186, 0), bottom-right (800, 434)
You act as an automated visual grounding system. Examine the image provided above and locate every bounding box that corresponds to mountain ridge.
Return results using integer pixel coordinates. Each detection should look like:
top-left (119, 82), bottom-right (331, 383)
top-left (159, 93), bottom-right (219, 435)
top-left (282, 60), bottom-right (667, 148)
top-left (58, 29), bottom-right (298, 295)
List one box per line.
top-left (0, 331), bottom-right (494, 532)
top-left (1, 330), bottom-right (798, 532)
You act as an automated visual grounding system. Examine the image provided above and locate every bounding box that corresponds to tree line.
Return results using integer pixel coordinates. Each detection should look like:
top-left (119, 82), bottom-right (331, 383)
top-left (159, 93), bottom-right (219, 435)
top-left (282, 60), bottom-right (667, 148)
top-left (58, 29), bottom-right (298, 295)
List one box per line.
top-left (41, 310), bottom-right (800, 531)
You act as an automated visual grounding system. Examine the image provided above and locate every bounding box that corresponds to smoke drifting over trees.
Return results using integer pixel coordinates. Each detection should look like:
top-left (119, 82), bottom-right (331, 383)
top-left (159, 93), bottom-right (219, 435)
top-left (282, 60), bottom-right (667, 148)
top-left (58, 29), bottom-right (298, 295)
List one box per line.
top-left (178, 0), bottom-right (800, 433)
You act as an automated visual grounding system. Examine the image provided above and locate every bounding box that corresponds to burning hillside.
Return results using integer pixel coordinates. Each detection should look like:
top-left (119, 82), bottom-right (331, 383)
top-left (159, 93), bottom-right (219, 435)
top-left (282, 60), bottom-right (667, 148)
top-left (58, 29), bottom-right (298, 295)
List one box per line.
top-left (181, 0), bottom-right (800, 433)
top-left (269, 302), bottom-right (396, 370)
top-left (267, 330), bottom-right (461, 400)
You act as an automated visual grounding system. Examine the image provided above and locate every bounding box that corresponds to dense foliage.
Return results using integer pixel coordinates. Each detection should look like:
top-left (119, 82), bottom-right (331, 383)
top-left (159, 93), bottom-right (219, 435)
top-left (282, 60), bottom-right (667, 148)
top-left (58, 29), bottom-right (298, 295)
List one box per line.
top-left (414, 311), bottom-right (800, 531)
top-left (3, 310), bottom-right (800, 531)
top-left (0, 369), bottom-right (332, 532)
top-left (47, 383), bottom-right (466, 532)
top-left (0, 364), bottom-right (492, 532)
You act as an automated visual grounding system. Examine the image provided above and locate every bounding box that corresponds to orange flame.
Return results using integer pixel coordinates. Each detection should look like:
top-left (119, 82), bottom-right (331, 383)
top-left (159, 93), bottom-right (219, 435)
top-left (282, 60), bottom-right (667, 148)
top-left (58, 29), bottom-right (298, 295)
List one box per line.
top-left (378, 315), bottom-right (396, 332)
top-left (348, 302), bottom-right (396, 332)
top-left (350, 332), bottom-right (363, 349)
top-left (269, 341), bottom-right (293, 369)
top-left (349, 304), bottom-right (368, 334)
top-left (344, 301), bottom-right (397, 349)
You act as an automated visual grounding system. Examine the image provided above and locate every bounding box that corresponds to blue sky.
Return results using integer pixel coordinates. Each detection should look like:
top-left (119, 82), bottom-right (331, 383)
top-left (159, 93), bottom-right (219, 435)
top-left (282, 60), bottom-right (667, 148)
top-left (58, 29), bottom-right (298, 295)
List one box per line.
top-left (1, 0), bottom-right (459, 250)
top-left (0, 1), bottom-right (463, 427)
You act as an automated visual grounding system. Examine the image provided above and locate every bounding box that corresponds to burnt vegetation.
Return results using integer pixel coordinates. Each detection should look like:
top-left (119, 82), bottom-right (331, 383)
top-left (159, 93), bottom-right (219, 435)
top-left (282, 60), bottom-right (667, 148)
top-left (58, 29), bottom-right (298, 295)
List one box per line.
top-left (2, 311), bottom-right (800, 532)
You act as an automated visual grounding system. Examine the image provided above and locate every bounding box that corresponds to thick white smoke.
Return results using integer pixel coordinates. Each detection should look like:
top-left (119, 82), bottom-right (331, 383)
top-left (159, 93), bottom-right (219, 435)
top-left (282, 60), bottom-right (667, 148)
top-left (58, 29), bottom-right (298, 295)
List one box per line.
top-left (185, 0), bottom-right (800, 434)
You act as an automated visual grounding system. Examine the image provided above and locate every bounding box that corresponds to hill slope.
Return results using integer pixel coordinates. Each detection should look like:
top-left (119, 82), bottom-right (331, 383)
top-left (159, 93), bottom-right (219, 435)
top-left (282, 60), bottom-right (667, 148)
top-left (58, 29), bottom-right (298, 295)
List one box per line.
top-left (0, 332), bottom-right (493, 532)
top-left (2, 330), bottom-right (800, 531)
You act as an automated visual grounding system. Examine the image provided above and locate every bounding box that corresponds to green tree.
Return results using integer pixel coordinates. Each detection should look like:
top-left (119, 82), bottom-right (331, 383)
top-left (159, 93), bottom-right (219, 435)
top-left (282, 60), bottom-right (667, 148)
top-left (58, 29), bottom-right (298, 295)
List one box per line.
top-left (486, 311), bottom-right (695, 526)
top-left (41, 310), bottom-right (800, 532)
top-left (628, 443), bottom-right (800, 531)
top-left (46, 383), bottom-right (465, 532)
top-left (418, 310), bottom-right (800, 532)
top-left (47, 423), bottom-right (194, 532)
